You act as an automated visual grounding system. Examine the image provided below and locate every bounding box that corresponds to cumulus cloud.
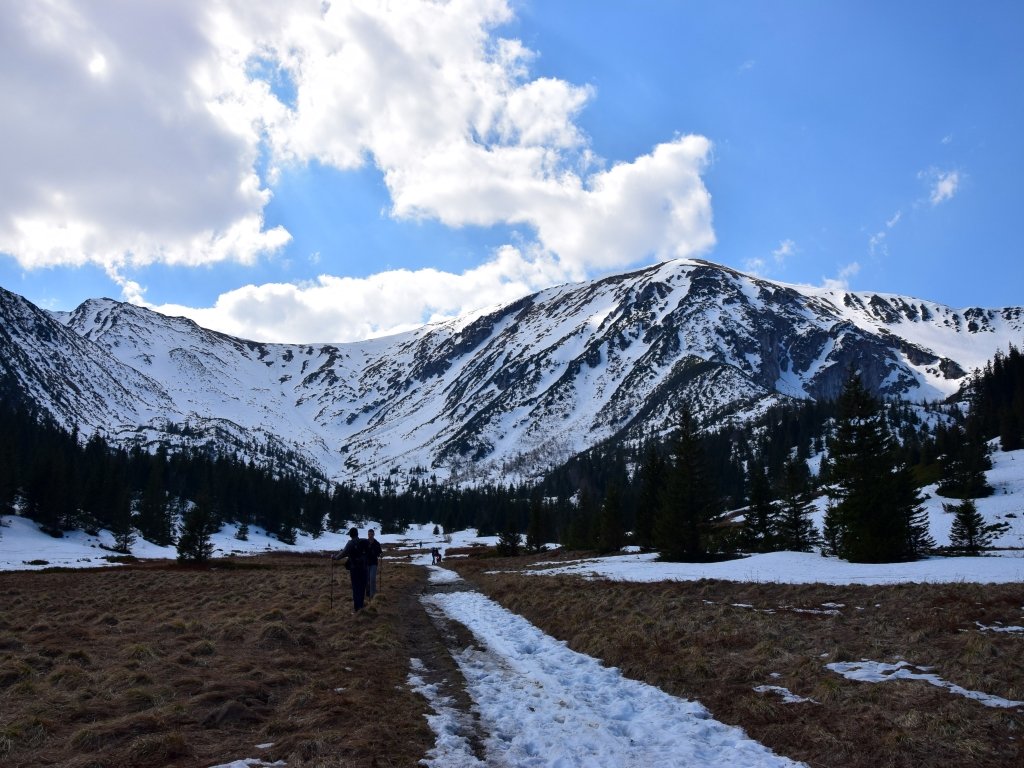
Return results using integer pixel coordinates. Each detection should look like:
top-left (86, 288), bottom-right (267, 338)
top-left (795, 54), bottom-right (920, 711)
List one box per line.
top-left (1, 0), bottom-right (715, 338)
top-left (149, 245), bottom-right (572, 342)
top-left (0, 1), bottom-right (290, 271)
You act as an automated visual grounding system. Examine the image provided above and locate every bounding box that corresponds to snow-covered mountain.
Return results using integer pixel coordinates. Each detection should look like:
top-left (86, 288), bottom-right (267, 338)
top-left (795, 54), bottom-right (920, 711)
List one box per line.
top-left (2, 258), bottom-right (1022, 485)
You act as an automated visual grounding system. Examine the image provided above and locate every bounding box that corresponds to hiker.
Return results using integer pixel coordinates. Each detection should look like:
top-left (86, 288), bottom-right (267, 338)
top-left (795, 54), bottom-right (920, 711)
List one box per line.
top-left (430, 546), bottom-right (439, 564)
top-left (436, 548), bottom-right (443, 564)
top-left (333, 528), bottom-right (369, 612)
top-left (366, 528), bottom-right (383, 601)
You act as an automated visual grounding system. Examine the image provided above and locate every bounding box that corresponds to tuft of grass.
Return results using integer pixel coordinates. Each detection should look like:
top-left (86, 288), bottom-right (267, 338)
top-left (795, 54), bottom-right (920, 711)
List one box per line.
top-left (188, 639), bottom-right (216, 656)
top-left (122, 643), bottom-right (158, 661)
top-left (124, 731), bottom-right (191, 762)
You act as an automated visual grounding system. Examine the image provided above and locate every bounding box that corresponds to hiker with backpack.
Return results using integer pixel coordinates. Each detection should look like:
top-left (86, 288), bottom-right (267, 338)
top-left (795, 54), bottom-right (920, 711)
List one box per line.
top-left (333, 527), bottom-right (369, 612)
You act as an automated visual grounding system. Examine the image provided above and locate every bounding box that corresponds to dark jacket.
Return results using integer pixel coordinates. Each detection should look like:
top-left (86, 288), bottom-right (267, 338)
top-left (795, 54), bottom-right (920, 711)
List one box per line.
top-left (366, 538), bottom-right (382, 566)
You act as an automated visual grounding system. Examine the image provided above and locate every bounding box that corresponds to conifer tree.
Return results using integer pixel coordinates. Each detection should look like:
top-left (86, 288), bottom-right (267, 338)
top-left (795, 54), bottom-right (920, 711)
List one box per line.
top-left (137, 454), bottom-right (174, 545)
top-left (565, 487), bottom-right (597, 550)
top-left (655, 407), bottom-right (717, 561)
top-left (110, 487), bottom-right (135, 554)
top-left (999, 409), bottom-right (1022, 452)
top-left (496, 521), bottom-right (521, 556)
top-left (597, 483), bottom-right (625, 554)
top-left (525, 492), bottom-right (546, 554)
top-left (937, 417), bottom-right (992, 499)
top-left (176, 491), bottom-right (219, 563)
top-left (824, 375), bottom-right (931, 562)
top-left (741, 462), bottom-right (776, 553)
top-left (776, 456), bottom-right (818, 552)
top-left (945, 499), bottom-right (1009, 554)
top-left (633, 442), bottom-right (664, 549)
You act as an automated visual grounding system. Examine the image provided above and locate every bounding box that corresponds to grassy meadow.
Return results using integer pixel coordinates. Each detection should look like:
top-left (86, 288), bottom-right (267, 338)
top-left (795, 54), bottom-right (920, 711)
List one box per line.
top-left (1, 549), bottom-right (1022, 767)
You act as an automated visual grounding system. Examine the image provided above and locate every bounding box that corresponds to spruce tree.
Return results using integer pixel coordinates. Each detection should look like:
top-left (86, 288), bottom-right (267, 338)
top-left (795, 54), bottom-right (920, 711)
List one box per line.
top-left (824, 375), bottom-right (931, 562)
top-left (633, 443), bottom-right (665, 549)
top-left (937, 417), bottom-right (992, 499)
top-left (891, 457), bottom-right (934, 559)
top-left (741, 462), bottom-right (777, 553)
top-left (999, 409), bottom-right (1022, 452)
top-left (776, 456), bottom-right (818, 552)
top-left (597, 483), bottom-right (625, 554)
top-left (945, 499), bottom-right (1009, 554)
top-left (110, 488), bottom-right (135, 554)
top-left (655, 407), bottom-right (717, 561)
top-left (176, 491), bottom-right (219, 563)
top-left (525, 492), bottom-right (546, 554)
top-left (137, 455), bottom-right (174, 545)
top-left (565, 487), bottom-right (597, 550)
top-left (496, 522), bottom-right (521, 557)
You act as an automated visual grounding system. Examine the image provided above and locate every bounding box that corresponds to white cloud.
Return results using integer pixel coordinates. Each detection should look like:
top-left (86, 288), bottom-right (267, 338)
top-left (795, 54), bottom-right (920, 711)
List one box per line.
top-left (0, 1), bottom-right (288, 271)
top-left (868, 230), bottom-right (887, 257)
top-left (921, 168), bottom-right (961, 205)
top-left (744, 239), bottom-right (794, 277)
top-left (743, 257), bottom-right (767, 276)
top-left (0, 0), bottom-right (716, 331)
top-left (772, 239), bottom-right (795, 264)
top-left (148, 245), bottom-right (572, 343)
top-left (868, 210), bottom-right (902, 257)
top-left (821, 261), bottom-right (860, 291)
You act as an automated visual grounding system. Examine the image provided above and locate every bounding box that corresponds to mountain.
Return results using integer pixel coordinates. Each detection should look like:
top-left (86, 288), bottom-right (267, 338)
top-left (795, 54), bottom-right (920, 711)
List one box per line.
top-left (2, 258), bottom-right (1022, 486)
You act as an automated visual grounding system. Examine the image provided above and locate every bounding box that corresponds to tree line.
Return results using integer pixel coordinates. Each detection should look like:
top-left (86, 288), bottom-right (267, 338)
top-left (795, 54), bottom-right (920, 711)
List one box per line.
top-left (2, 343), bottom-right (1021, 563)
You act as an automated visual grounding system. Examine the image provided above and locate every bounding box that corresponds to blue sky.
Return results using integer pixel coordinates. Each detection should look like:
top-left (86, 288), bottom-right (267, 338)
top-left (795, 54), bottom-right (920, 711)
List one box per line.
top-left (1, 1), bottom-right (1021, 342)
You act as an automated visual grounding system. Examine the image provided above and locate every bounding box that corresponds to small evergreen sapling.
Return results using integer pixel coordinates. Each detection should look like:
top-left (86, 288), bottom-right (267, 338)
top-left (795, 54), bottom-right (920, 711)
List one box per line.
top-left (176, 493), bottom-right (219, 563)
top-left (496, 525), bottom-right (521, 557)
top-left (945, 498), bottom-right (1009, 555)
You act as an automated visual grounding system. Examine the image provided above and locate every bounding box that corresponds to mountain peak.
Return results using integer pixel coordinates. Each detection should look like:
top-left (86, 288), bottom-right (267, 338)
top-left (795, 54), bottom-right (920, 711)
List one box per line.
top-left (3, 261), bottom-right (1022, 485)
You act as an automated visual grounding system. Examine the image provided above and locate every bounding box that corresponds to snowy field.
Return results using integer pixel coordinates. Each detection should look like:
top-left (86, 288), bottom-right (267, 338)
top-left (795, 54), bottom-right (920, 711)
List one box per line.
top-left (3, 446), bottom-right (1023, 581)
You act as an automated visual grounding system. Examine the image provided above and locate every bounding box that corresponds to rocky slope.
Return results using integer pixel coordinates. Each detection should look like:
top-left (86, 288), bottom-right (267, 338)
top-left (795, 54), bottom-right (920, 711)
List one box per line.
top-left (2, 258), bottom-right (1021, 485)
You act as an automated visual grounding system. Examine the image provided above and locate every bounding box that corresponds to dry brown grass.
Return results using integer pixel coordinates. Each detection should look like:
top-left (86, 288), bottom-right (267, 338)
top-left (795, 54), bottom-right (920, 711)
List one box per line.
top-left (0, 553), bottom-right (436, 767)
top-left (447, 549), bottom-right (1024, 768)
top-left (4, 546), bottom-right (1022, 767)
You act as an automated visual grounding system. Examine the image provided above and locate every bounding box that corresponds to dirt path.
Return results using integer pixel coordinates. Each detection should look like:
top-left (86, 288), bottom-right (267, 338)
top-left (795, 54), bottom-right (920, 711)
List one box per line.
top-left (396, 566), bottom-right (489, 764)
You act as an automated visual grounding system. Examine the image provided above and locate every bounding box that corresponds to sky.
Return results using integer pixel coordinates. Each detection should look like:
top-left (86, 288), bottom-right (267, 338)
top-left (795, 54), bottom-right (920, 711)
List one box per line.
top-left (1, 1), bottom-right (1022, 344)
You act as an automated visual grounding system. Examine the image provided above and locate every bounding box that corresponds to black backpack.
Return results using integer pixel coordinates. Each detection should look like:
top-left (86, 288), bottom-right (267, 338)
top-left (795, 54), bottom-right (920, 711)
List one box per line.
top-left (346, 538), bottom-right (369, 571)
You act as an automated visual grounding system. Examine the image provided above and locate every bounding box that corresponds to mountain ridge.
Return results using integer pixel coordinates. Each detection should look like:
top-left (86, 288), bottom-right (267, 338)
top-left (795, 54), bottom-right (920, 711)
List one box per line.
top-left (2, 258), bottom-right (1022, 485)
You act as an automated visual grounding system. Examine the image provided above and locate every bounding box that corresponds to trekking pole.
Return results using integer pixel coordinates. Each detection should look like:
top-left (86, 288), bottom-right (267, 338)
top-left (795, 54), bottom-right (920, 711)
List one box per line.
top-left (330, 557), bottom-right (335, 610)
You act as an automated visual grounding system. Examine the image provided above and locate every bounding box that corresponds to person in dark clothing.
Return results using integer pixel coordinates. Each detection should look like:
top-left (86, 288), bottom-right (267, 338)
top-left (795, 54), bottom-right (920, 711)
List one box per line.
top-left (365, 528), bottom-right (383, 601)
top-left (334, 527), bottom-right (369, 612)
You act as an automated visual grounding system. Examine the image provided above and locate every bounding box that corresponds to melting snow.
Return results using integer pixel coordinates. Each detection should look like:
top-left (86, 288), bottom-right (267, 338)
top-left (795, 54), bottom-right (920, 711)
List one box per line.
top-left (419, 586), bottom-right (805, 767)
top-left (826, 660), bottom-right (1024, 709)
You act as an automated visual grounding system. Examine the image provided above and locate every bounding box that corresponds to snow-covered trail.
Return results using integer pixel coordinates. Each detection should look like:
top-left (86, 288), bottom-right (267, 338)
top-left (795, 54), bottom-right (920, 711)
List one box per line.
top-left (414, 564), bottom-right (805, 768)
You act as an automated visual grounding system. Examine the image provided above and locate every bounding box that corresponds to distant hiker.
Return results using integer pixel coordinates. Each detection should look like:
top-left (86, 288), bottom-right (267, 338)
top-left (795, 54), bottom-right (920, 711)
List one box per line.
top-left (333, 528), bottom-right (369, 612)
top-left (366, 528), bottom-right (383, 601)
